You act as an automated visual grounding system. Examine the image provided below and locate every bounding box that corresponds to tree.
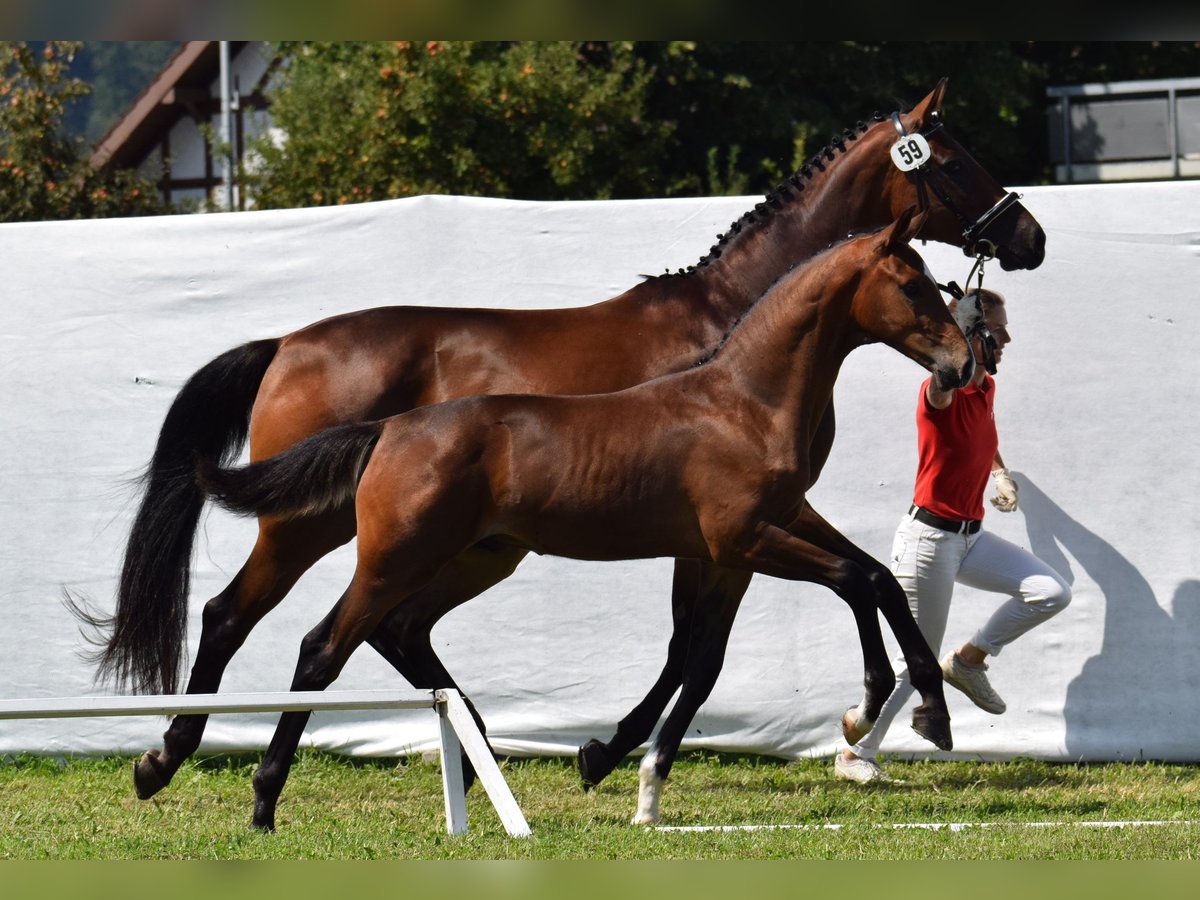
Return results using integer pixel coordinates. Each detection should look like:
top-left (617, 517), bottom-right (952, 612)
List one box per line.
top-left (247, 41), bottom-right (677, 206)
top-left (246, 42), bottom-right (1200, 207)
top-left (247, 42), bottom-right (1054, 206)
top-left (0, 41), bottom-right (168, 222)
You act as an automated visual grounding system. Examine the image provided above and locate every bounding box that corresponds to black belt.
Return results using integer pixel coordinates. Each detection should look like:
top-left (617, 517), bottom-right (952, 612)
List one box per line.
top-left (909, 504), bottom-right (981, 535)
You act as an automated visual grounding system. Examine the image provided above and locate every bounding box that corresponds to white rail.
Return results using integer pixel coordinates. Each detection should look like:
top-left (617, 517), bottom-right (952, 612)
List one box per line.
top-left (0, 688), bottom-right (530, 837)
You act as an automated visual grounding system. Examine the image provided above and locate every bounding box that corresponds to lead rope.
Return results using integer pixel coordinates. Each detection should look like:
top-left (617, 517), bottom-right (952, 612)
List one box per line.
top-left (938, 241), bottom-right (993, 303)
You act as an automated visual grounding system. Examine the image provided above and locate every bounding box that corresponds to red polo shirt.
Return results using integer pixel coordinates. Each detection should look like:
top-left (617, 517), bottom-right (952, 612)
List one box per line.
top-left (911, 374), bottom-right (998, 522)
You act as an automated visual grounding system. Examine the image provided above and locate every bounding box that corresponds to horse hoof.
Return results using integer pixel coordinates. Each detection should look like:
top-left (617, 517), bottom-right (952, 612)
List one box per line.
top-left (252, 800), bottom-right (277, 832)
top-left (911, 710), bottom-right (953, 751)
top-left (132, 749), bottom-right (170, 800)
top-left (578, 739), bottom-right (613, 791)
top-left (841, 707), bottom-right (873, 745)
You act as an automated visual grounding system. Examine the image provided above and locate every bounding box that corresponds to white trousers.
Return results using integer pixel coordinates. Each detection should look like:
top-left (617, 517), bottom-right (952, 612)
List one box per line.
top-left (851, 510), bottom-right (1071, 759)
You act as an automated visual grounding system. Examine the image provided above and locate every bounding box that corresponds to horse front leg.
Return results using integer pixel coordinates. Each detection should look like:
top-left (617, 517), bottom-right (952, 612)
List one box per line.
top-left (870, 567), bottom-right (951, 750)
top-left (789, 506), bottom-right (951, 751)
top-left (836, 579), bottom-right (897, 746)
top-left (135, 510), bottom-right (355, 800)
top-left (579, 557), bottom-right (705, 790)
top-left (748, 520), bottom-right (903, 744)
top-left (632, 566), bottom-right (751, 825)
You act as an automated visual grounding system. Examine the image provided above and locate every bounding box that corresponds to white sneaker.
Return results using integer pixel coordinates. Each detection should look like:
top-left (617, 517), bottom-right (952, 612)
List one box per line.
top-left (940, 650), bottom-right (1006, 714)
top-left (834, 753), bottom-right (892, 784)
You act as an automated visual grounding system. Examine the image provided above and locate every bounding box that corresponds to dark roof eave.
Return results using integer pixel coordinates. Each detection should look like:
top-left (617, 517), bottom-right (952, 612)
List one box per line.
top-left (89, 41), bottom-right (219, 170)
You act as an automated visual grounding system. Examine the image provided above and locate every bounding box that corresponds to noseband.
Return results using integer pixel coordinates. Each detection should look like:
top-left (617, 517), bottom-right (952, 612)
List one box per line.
top-left (890, 111), bottom-right (1022, 261)
top-left (938, 262), bottom-right (998, 376)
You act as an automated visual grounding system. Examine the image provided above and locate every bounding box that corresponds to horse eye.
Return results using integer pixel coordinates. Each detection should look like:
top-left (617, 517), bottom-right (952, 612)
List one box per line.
top-left (943, 158), bottom-right (964, 176)
top-left (900, 282), bottom-right (920, 300)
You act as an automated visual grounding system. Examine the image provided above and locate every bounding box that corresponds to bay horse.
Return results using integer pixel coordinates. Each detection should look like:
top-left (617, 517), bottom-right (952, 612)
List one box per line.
top-left (200, 207), bottom-right (974, 829)
top-left (70, 78), bottom-right (1045, 801)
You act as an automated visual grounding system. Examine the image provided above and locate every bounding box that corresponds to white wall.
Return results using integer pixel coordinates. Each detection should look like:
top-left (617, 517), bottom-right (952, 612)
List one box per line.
top-left (1, 181), bottom-right (1197, 764)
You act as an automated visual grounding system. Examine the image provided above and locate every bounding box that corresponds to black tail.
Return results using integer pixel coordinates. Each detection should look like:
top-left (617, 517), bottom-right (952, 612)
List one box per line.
top-left (66, 339), bottom-right (280, 695)
top-left (199, 421), bottom-right (385, 522)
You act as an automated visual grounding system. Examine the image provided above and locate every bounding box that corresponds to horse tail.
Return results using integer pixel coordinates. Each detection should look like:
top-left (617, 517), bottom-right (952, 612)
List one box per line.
top-left (199, 421), bottom-right (386, 522)
top-left (66, 338), bottom-right (280, 696)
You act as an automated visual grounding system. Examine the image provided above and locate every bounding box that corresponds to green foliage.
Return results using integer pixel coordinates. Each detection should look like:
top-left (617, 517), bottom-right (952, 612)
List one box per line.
top-left (248, 41), bottom-right (675, 206)
top-left (246, 41), bottom-right (1200, 207)
top-left (10, 42), bottom-right (1200, 218)
top-left (0, 41), bottom-right (168, 222)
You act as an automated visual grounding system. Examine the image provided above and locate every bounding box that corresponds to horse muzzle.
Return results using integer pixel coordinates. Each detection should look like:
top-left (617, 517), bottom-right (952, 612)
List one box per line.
top-left (933, 353), bottom-right (975, 391)
top-left (989, 211), bottom-right (1046, 272)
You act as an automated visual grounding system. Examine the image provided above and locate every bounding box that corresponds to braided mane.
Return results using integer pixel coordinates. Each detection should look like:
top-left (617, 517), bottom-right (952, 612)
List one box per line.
top-left (689, 221), bottom-right (889, 369)
top-left (654, 111), bottom-right (887, 280)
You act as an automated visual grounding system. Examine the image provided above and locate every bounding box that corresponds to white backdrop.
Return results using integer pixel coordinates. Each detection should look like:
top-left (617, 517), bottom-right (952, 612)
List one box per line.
top-left (2, 181), bottom-right (1198, 764)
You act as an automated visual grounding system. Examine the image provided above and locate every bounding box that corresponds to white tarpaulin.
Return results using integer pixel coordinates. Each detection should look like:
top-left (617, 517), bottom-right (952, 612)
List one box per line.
top-left (2, 181), bottom-right (1198, 764)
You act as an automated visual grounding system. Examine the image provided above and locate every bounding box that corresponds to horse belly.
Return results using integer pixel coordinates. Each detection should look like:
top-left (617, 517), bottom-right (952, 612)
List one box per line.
top-left (498, 481), bottom-right (706, 562)
top-left (508, 514), bottom-right (705, 562)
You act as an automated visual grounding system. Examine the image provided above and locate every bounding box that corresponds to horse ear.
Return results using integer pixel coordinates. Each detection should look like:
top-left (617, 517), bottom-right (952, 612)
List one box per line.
top-left (907, 77), bottom-right (948, 131)
top-left (882, 205), bottom-right (918, 252)
top-left (905, 208), bottom-right (930, 242)
top-left (929, 76), bottom-right (948, 115)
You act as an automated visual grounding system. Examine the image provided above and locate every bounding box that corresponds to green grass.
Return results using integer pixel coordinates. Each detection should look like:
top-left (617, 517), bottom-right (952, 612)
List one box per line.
top-left (2, 751), bottom-right (1200, 859)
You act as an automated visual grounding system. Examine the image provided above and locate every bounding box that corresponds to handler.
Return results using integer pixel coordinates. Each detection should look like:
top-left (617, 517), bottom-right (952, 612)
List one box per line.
top-left (835, 288), bottom-right (1072, 784)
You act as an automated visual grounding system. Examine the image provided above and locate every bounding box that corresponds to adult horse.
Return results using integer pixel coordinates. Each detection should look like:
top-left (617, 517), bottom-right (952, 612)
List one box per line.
top-left (200, 207), bottom-right (974, 829)
top-left (71, 78), bottom-right (1045, 801)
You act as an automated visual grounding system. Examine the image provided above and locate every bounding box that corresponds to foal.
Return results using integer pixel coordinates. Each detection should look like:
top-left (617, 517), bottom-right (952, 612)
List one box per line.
top-left (202, 207), bottom-right (973, 829)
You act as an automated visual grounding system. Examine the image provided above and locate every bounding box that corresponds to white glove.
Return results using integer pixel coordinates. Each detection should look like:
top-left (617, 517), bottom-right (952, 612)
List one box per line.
top-left (989, 467), bottom-right (1019, 512)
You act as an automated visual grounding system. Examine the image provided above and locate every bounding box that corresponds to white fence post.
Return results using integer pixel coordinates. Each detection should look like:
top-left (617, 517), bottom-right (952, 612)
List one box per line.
top-left (437, 689), bottom-right (531, 838)
top-left (436, 696), bottom-right (469, 835)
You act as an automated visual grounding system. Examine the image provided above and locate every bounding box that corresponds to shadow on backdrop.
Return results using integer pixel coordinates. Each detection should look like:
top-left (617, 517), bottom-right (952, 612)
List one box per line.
top-left (1016, 472), bottom-right (1200, 761)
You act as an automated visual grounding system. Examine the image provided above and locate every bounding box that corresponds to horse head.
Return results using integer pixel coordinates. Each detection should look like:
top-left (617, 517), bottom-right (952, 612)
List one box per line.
top-left (889, 77), bottom-right (1046, 272)
top-left (853, 205), bottom-right (974, 392)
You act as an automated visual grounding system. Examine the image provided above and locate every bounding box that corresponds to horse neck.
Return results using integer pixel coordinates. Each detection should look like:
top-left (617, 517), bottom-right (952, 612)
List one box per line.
top-left (712, 258), bottom-right (862, 437)
top-left (691, 122), bottom-right (892, 327)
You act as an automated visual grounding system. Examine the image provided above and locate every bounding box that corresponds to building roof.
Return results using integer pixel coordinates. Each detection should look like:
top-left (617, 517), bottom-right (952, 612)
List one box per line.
top-left (89, 41), bottom-right (253, 170)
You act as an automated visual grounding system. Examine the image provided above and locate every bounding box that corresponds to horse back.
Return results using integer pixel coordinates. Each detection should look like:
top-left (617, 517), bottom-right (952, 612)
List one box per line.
top-left (249, 284), bottom-right (720, 460)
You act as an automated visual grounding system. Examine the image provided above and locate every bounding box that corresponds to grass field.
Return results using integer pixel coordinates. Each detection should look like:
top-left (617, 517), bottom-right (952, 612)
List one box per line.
top-left (3, 750), bottom-right (1200, 860)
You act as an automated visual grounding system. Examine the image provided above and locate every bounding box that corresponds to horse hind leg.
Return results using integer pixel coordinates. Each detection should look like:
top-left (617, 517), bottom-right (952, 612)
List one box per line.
top-left (251, 573), bottom-right (396, 831)
top-left (632, 568), bottom-right (749, 826)
top-left (365, 539), bottom-right (529, 792)
top-left (133, 510), bottom-right (355, 800)
top-left (579, 558), bottom-right (704, 790)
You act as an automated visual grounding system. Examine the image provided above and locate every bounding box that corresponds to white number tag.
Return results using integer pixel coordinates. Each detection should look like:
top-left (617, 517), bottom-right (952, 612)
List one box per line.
top-left (890, 132), bottom-right (931, 172)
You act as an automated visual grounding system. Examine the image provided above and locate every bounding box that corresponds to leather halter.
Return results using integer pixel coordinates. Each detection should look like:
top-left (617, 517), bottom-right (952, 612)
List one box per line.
top-left (939, 268), bottom-right (998, 376)
top-left (890, 111), bottom-right (1023, 260)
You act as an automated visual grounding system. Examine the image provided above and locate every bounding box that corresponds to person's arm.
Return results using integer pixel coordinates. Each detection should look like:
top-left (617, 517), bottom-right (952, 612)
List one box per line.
top-left (925, 379), bottom-right (956, 410)
top-left (990, 449), bottom-right (1019, 512)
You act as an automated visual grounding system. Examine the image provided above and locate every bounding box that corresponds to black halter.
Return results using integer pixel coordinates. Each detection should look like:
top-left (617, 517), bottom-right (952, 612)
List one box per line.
top-left (938, 253), bottom-right (998, 376)
top-left (890, 111), bottom-right (1023, 261)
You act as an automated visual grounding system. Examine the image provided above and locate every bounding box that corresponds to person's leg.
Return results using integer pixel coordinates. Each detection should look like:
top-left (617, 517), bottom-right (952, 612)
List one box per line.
top-left (957, 530), bottom-right (1071, 653)
top-left (838, 514), bottom-right (964, 781)
top-left (941, 530), bottom-right (1071, 711)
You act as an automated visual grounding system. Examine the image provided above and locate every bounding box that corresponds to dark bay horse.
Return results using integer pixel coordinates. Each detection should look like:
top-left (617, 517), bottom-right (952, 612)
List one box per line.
top-left (71, 78), bottom-right (1045, 801)
top-left (200, 207), bottom-right (974, 828)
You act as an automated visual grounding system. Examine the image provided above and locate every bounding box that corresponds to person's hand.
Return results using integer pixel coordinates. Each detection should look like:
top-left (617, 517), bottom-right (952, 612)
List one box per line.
top-left (990, 467), bottom-right (1019, 512)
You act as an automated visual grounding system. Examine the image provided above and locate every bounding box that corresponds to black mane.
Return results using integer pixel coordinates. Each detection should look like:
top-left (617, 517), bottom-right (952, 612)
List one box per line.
top-left (654, 111), bottom-right (887, 280)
